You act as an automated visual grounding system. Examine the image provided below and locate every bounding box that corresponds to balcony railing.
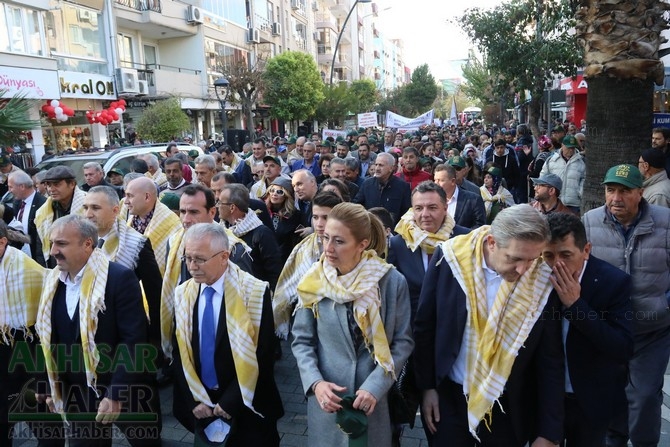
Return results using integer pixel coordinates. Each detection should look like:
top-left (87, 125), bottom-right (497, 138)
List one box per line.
top-left (115, 0), bottom-right (161, 13)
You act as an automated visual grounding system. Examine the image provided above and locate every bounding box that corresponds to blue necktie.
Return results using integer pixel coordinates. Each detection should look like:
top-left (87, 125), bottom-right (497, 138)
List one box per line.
top-left (200, 286), bottom-right (218, 389)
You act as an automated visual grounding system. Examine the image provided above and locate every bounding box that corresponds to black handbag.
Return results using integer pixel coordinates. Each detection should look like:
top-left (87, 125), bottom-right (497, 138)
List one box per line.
top-left (387, 360), bottom-right (421, 427)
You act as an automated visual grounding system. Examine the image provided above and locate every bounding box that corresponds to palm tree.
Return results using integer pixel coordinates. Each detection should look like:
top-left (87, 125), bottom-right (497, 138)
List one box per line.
top-left (0, 90), bottom-right (42, 146)
top-left (576, 0), bottom-right (668, 211)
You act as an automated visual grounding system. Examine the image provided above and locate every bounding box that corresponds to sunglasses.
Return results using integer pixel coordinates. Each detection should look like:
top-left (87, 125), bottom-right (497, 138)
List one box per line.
top-left (269, 188), bottom-right (285, 196)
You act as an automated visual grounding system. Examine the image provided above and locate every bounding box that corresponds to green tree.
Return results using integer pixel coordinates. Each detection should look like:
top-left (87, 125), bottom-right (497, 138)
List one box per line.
top-left (0, 91), bottom-right (41, 145)
top-left (403, 64), bottom-right (438, 115)
top-left (136, 97), bottom-right (190, 142)
top-left (314, 83), bottom-right (353, 127)
top-left (349, 79), bottom-right (379, 114)
top-left (460, 0), bottom-right (582, 136)
top-left (377, 85), bottom-right (413, 117)
top-left (263, 51), bottom-right (324, 123)
top-left (577, 0), bottom-right (668, 211)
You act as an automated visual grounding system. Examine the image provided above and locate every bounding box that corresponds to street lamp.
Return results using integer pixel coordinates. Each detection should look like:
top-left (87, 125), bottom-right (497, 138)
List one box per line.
top-left (329, 0), bottom-right (372, 85)
top-left (213, 77), bottom-right (230, 143)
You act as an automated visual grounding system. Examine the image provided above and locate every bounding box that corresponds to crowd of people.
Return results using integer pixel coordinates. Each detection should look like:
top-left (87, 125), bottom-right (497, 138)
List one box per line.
top-left (0, 120), bottom-right (669, 447)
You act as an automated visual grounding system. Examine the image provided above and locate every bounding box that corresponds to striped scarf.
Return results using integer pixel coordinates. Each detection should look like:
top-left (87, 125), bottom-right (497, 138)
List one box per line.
top-left (231, 210), bottom-right (263, 237)
top-left (175, 263), bottom-right (267, 414)
top-left (147, 169), bottom-right (168, 189)
top-left (273, 233), bottom-right (321, 339)
top-left (440, 226), bottom-right (552, 439)
top-left (100, 218), bottom-right (145, 270)
top-left (162, 227), bottom-right (253, 360)
top-left (479, 185), bottom-right (514, 217)
top-left (35, 249), bottom-right (110, 418)
top-left (0, 246), bottom-right (46, 344)
top-left (34, 187), bottom-right (87, 263)
top-left (128, 201), bottom-right (181, 276)
top-left (296, 250), bottom-right (396, 377)
top-left (394, 208), bottom-right (456, 255)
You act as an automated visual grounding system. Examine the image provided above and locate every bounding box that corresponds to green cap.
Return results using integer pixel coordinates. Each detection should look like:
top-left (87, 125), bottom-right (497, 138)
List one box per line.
top-left (336, 136), bottom-right (345, 142)
top-left (562, 135), bottom-right (578, 148)
top-left (368, 136), bottom-right (377, 144)
top-left (448, 156), bottom-right (466, 168)
top-left (288, 136), bottom-right (297, 144)
top-left (321, 140), bottom-right (332, 148)
top-left (188, 149), bottom-right (199, 158)
top-left (107, 167), bottom-right (126, 176)
top-left (347, 130), bottom-right (358, 137)
top-left (358, 127), bottom-right (366, 133)
top-left (486, 166), bottom-right (502, 177)
top-left (602, 164), bottom-right (643, 189)
top-left (0, 154), bottom-right (11, 166)
top-left (336, 395), bottom-right (368, 447)
top-left (160, 192), bottom-right (180, 211)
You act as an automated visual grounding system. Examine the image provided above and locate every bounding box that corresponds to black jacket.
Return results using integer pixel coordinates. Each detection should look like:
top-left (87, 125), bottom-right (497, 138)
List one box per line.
top-left (353, 175), bottom-right (411, 227)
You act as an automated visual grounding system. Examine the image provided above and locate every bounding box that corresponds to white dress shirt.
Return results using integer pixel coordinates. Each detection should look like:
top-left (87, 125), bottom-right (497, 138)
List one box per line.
top-left (449, 253), bottom-right (502, 385)
top-left (446, 186), bottom-right (459, 220)
top-left (17, 190), bottom-right (36, 256)
top-left (59, 267), bottom-right (86, 319)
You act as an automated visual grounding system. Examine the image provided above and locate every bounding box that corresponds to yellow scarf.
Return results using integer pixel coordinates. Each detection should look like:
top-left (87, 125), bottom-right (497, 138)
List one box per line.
top-left (273, 233), bottom-right (322, 339)
top-left (34, 187), bottom-right (87, 263)
top-left (35, 249), bottom-right (110, 418)
top-left (440, 226), bottom-right (552, 439)
top-left (147, 169), bottom-right (168, 189)
top-left (394, 208), bottom-right (455, 254)
top-left (479, 185), bottom-right (514, 217)
top-left (296, 250), bottom-right (395, 377)
top-left (175, 263), bottom-right (267, 414)
top-left (0, 246), bottom-right (45, 344)
top-left (128, 201), bottom-right (181, 275)
top-left (161, 229), bottom-right (186, 360)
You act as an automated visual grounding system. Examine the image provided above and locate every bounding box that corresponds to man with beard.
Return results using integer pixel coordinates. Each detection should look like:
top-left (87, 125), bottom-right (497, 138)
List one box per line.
top-left (395, 147), bottom-right (432, 190)
top-left (161, 157), bottom-right (191, 197)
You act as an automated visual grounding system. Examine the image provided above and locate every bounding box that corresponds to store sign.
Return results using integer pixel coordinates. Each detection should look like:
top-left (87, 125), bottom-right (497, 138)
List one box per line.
top-left (0, 66), bottom-right (60, 99)
top-left (59, 71), bottom-right (116, 99)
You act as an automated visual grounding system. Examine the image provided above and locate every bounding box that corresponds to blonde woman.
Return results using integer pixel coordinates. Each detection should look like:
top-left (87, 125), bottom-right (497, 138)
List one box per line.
top-left (291, 203), bottom-right (414, 446)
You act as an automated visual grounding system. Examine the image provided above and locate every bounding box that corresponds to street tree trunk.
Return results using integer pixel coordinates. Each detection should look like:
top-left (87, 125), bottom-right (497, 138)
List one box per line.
top-left (576, 0), bottom-right (669, 212)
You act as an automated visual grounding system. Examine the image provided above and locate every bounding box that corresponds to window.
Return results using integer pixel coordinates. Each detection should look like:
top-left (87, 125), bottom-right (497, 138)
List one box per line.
top-left (0, 4), bottom-right (45, 56)
top-left (205, 39), bottom-right (248, 85)
top-left (144, 44), bottom-right (157, 67)
top-left (117, 34), bottom-right (134, 68)
top-left (46, 4), bottom-right (106, 74)
top-left (202, 0), bottom-right (246, 27)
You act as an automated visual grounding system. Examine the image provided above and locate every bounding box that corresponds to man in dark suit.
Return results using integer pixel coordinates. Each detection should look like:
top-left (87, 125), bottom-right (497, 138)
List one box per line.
top-left (388, 181), bottom-right (469, 323)
top-left (8, 170), bottom-right (47, 266)
top-left (414, 204), bottom-right (564, 447)
top-left (36, 215), bottom-right (158, 446)
top-left (172, 223), bottom-right (283, 444)
top-left (433, 164), bottom-right (486, 229)
top-left (353, 152), bottom-right (411, 227)
top-left (543, 213), bottom-right (633, 447)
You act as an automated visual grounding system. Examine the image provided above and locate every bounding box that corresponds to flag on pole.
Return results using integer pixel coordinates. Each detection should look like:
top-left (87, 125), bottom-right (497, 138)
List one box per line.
top-left (449, 98), bottom-right (458, 126)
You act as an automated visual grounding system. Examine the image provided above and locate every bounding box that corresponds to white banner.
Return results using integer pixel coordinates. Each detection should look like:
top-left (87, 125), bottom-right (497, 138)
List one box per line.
top-left (58, 71), bottom-right (116, 100)
top-left (449, 99), bottom-right (458, 126)
top-left (322, 128), bottom-right (347, 140)
top-left (0, 66), bottom-right (60, 99)
top-left (385, 109), bottom-right (435, 128)
top-left (357, 112), bottom-right (378, 128)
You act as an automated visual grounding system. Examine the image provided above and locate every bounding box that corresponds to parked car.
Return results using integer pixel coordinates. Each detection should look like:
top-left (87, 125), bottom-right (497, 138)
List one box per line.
top-left (35, 143), bottom-right (201, 185)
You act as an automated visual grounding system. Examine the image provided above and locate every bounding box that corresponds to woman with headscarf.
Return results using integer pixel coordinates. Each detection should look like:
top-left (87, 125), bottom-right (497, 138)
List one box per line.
top-left (480, 165), bottom-right (515, 224)
top-left (291, 203), bottom-right (414, 446)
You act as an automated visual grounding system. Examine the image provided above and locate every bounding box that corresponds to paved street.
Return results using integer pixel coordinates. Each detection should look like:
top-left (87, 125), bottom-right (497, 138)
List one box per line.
top-left (12, 339), bottom-right (670, 446)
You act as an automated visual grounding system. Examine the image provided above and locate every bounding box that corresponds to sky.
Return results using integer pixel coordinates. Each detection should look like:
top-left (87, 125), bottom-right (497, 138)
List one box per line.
top-left (373, 0), bottom-right (501, 81)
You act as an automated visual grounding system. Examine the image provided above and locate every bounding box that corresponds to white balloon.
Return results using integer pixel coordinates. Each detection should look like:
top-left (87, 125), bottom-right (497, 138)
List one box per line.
top-left (50, 100), bottom-right (59, 107)
top-left (54, 107), bottom-right (63, 115)
top-left (115, 108), bottom-right (123, 115)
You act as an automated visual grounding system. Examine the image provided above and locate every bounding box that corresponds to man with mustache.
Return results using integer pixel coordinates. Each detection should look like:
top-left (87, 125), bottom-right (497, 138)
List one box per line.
top-left (583, 164), bottom-right (670, 447)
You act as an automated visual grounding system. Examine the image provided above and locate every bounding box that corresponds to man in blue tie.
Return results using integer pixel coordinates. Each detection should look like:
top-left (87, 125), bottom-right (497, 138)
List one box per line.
top-left (172, 223), bottom-right (283, 445)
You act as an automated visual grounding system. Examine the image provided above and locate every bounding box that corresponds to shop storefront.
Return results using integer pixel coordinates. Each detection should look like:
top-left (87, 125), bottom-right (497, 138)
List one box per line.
top-left (42, 70), bottom-right (117, 152)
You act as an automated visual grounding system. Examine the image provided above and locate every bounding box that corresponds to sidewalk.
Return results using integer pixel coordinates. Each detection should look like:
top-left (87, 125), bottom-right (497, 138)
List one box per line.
top-left (13, 339), bottom-right (670, 446)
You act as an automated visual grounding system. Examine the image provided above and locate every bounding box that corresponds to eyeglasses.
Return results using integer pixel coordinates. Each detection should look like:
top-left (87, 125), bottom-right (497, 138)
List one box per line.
top-left (181, 250), bottom-right (226, 266)
top-left (269, 188), bottom-right (285, 196)
top-left (217, 201), bottom-right (233, 207)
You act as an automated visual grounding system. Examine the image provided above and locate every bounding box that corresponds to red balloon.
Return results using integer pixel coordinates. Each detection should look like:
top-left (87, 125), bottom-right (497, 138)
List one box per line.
top-left (44, 106), bottom-right (55, 116)
top-left (119, 99), bottom-right (126, 106)
top-left (65, 107), bottom-right (75, 116)
top-left (110, 112), bottom-right (119, 121)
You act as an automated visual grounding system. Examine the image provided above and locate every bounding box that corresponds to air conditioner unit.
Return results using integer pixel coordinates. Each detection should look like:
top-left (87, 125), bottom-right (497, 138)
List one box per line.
top-left (312, 1), bottom-right (318, 11)
top-left (137, 80), bottom-right (149, 96)
top-left (272, 22), bottom-right (281, 36)
top-left (248, 28), bottom-right (260, 43)
top-left (187, 5), bottom-right (203, 24)
top-left (115, 68), bottom-right (139, 94)
top-left (313, 31), bottom-right (319, 41)
top-left (291, 0), bottom-right (300, 9)
top-left (79, 10), bottom-right (92, 22)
